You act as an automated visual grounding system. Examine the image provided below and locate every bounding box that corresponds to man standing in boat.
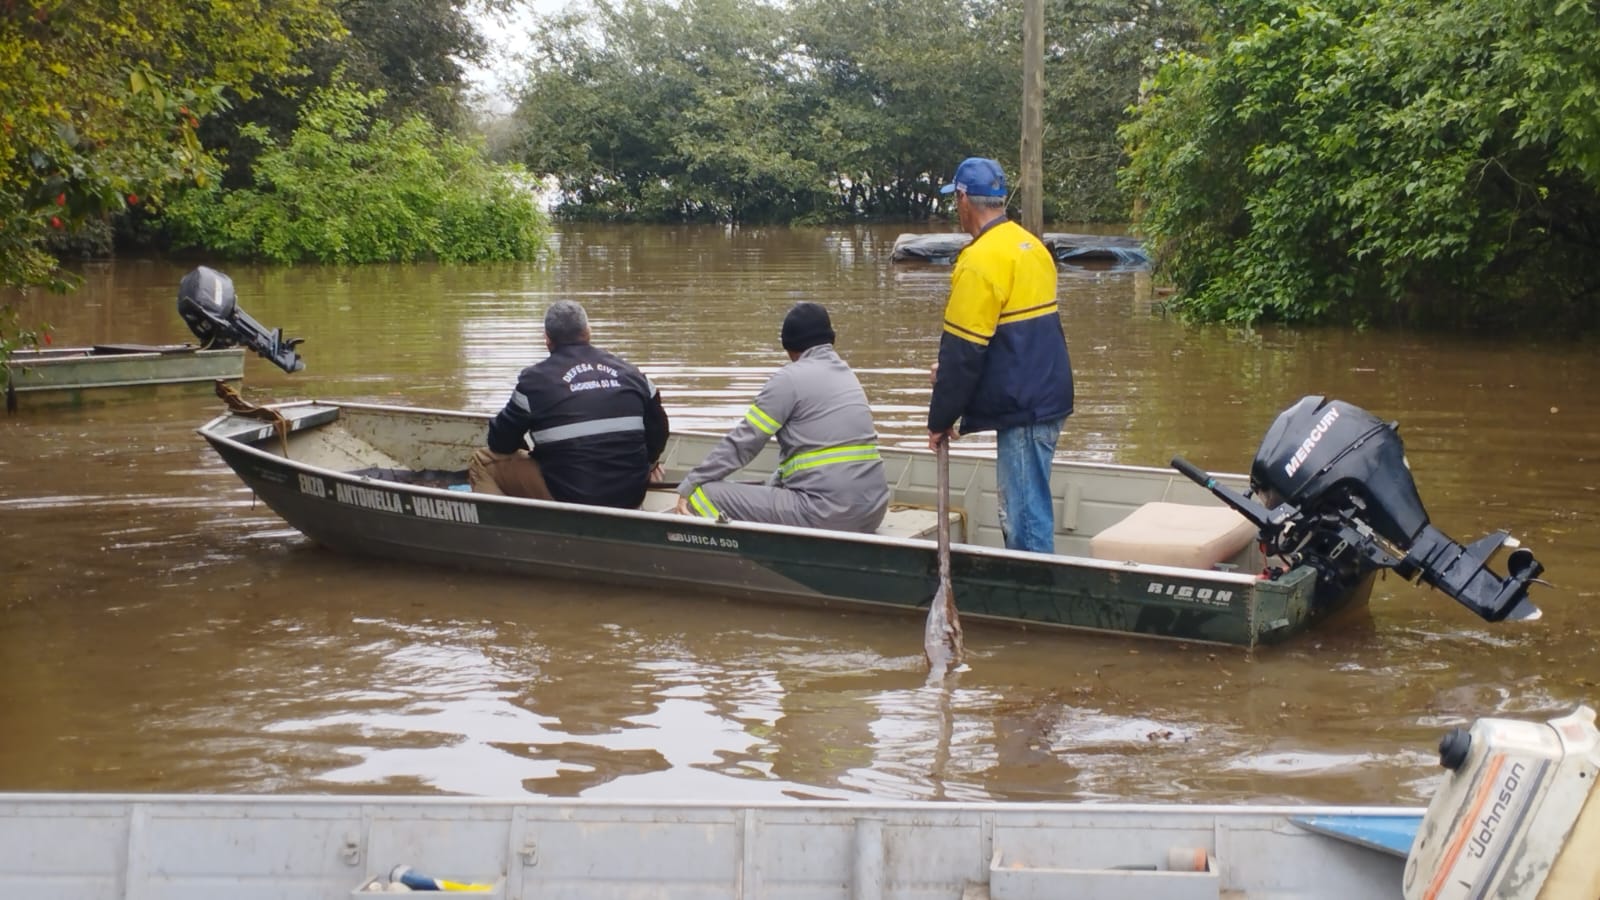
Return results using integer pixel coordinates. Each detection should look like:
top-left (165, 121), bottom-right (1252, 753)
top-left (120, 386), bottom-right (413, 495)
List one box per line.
top-left (928, 157), bottom-right (1074, 554)
top-left (471, 300), bottom-right (669, 508)
top-left (674, 302), bottom-right (890, 533)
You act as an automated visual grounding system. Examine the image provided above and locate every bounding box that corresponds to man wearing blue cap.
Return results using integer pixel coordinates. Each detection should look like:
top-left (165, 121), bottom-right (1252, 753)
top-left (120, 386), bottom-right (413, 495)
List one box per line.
top-left (927, 157), bottom-right (1075, 554)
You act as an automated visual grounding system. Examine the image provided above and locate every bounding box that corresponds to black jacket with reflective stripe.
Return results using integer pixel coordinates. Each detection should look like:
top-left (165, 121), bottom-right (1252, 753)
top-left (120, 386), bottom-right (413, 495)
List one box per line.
top-left (486, 343), bottom-right (668, 508)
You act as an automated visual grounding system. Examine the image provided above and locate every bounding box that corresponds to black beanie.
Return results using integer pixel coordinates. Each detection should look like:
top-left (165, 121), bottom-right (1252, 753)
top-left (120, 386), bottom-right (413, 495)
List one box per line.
top-left (781, 302), bottom-right (835, 353)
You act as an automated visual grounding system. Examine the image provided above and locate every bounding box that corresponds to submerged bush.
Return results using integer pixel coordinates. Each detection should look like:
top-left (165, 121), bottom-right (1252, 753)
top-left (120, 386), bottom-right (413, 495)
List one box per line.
top-left (164, 85), bottom-right (546, 264)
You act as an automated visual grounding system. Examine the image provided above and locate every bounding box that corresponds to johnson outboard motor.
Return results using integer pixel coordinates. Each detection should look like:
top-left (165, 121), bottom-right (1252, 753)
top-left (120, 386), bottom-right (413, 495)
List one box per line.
top-left (1172, 396), bottom-right (1544, 622)
top-left (177, 266), bottom-right (305, 373)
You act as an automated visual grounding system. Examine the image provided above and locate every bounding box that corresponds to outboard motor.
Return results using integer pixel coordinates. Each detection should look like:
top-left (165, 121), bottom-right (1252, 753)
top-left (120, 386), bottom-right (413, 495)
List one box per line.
top-left (177, 266), bottom-right (305, 373)
top-left (1172, 396), bottom-right (1544, 622)
top-left (1404, 705), bottom-right (1600, 899)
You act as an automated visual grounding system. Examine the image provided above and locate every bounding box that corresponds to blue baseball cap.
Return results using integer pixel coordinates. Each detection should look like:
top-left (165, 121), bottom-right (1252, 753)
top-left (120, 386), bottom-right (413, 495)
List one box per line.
top-left (939, 157), bottom-right (1007, 197)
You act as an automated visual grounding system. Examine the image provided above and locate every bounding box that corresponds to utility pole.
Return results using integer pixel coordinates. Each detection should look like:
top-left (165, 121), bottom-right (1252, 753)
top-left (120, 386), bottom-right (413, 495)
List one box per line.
top-left (1020, 0), bottom-right (1045, 237)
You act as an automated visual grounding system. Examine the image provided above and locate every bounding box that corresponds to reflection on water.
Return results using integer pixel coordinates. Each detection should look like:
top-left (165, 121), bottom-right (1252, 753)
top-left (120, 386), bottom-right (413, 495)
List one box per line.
top-left (1, 225), bottom-right (1597, 805)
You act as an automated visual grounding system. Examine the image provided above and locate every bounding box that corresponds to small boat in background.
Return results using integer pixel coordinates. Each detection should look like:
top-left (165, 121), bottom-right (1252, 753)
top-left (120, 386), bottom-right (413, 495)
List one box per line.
top-left (3, 265), bottom-right (305, 413)
top-left (3, 343), bottom-right (245, 412)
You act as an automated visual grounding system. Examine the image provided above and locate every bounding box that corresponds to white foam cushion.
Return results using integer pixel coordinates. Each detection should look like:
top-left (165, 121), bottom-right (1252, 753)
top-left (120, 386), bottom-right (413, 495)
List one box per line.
top-left (1090, 502), bottom-right (1257, 569)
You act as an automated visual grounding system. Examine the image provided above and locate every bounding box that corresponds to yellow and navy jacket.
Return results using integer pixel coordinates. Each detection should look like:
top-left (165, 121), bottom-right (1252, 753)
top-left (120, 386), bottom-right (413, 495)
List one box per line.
top-left (928, 218), bottom-right (1074, 434)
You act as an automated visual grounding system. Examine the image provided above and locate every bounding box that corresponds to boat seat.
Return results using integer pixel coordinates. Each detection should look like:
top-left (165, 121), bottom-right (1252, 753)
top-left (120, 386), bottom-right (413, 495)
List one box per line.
top-left (640, 488), bottom-right (680, 513)
top-left (876, 505), bottom-right (963, 542)
top-left (1089, 501), bottom-right (1257, 569)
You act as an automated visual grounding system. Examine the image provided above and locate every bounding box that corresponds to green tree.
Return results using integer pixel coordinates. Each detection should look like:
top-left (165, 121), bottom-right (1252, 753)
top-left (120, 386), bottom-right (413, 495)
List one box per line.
top-left (792, 0), bottom-right (1019, 220)
top-left (1121, 0), bottom-right (1600, 329)
top-left (1039, 0), bottom-right (1205, 221)
top-left (0, 0), bottom-right (338, 288)
top-left (516, 0), bottom-right (824, 222)
top-left (513, 0), bottom-right (1024, 222)
top-left (0, 0), bottom-right (337, 369)
top-left (321, 0), bottom-right (496, 129)
top-left (669, 0), bottom-right (829, 222)
top-left (204, 0), bottom-right (507, 193)
top-left (508, 0), bottom-right (1198, 224)
top-left (163, 84), bottom-right (547, 264)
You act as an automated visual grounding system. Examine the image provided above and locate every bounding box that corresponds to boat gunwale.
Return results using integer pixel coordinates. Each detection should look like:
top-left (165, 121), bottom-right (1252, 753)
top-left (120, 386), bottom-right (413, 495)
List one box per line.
top-left (6, 346), bottom-right (245, 394)
top-left (207, 397), bottom-right (1240, 481)
top-left (196, 398), bottom-right (1270, 586)
top-left (6, 345), bottom-right (238, 363)
top-left (0, 790), bottom-right (1425, 819)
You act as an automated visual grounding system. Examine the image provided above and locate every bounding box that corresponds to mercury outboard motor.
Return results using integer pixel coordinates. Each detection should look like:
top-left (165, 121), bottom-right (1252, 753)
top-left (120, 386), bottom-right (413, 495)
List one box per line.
top-left (177, 266), bottom-right (305, 373)
top-left (1172, 396), bottom-right (1544, 622)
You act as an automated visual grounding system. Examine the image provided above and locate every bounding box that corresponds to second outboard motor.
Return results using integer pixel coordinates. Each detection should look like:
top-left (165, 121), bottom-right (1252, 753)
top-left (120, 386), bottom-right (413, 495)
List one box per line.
top-left (1173, 396), bottom-right (1544, 623)
top-left (177, 266), bottom-right (305, 373)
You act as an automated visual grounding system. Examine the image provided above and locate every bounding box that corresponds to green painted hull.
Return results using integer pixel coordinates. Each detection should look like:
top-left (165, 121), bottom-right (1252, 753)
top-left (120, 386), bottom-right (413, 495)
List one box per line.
top-left (199, 401), bottom-right (1371, 648)
top-left (5, 345), bottom-right (243, 411)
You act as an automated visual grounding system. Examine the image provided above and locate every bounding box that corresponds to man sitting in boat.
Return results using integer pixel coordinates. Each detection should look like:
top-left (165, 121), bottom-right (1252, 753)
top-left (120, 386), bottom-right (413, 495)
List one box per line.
top-left (674, 302), bottom-right (890, 532)
top-left (470, 300), bottom-right (669, 508)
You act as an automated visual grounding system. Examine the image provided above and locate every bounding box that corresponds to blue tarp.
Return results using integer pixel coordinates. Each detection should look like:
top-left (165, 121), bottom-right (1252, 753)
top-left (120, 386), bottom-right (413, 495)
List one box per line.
top-left (1290, 814), bottom-right (1424, 858)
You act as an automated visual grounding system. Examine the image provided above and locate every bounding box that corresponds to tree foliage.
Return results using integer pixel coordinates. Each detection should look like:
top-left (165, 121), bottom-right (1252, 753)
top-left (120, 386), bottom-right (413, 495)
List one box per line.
top-left (205, 0), bottom-right (506, 192)
top-left (791, 0), bottom-right (1020, 220)
top-left (162, 84), bottom-right (547, 264)
top-left (509, 0), bottom-right (1190, 223)
top-left (514, 0), bottom-right (823, 222)
top-left (0, 0), bottom-right (338, 364)
top-left (318, 0), bottom-right (495, 129)
top-left (1121, 0), bottom-right (1600, 329)
top-left (1041, 0), bottom-right (1205, 220)
top-left (0, 0), bottom-right (339, 288)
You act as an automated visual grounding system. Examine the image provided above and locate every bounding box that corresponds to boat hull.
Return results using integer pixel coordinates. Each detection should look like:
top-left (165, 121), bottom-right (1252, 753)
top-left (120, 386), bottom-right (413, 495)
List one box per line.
top-left (4, 345), bottom-right (244, 411)
top-left (199, 402), bottom-right (1371, 648)
top-left (0, 792), bottom-right (1418, 899)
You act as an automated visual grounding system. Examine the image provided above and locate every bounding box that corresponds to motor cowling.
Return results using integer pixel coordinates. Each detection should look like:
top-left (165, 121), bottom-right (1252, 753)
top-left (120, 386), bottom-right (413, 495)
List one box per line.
top-left (1250, 396), bottom-right (1429, 544)
top-left (1248, 396), bottom-right (1542, 622)
top-left (1404, 705), bottom-right (1600, 900)
top-left (176, 266), bottom-right (239, 347)
top-left (177, 266), bottom-right (305, 373)
top-left (1172, 396), bottom-right (1545, 623)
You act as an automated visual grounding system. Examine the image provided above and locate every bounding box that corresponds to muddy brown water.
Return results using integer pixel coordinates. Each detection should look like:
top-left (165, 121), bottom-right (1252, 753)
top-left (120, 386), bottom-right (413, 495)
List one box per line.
top-left (1, 225), bottom-right (1596, 804)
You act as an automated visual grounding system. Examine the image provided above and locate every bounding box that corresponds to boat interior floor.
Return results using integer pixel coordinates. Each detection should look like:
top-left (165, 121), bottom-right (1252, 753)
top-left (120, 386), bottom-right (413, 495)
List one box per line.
top-left (344, 467), bottom-right (960, 542)
top-left (347, 466), bottom-right (468, 490)
top-left (639, 487), bottom-right (960, 541)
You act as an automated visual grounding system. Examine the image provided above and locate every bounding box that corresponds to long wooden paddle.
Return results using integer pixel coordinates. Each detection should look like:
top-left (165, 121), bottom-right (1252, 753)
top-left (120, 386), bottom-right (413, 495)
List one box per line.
top-left (923, 435), bottom-right (965, 679)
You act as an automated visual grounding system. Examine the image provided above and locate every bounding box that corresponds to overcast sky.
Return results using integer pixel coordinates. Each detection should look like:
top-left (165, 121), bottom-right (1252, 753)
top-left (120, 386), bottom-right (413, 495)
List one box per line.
top-left (467, 1), bottom-right (562, 114)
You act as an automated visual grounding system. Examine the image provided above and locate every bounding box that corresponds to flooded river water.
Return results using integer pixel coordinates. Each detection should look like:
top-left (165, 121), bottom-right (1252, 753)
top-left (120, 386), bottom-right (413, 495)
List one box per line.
top-left (1, 225), bottom-right (1595, 805)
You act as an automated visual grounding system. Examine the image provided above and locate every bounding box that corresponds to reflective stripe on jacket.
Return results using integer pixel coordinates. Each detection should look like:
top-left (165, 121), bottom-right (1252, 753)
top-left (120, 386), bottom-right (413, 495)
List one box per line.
top-left (928, 218), bottom-right (1074, 435)
top-left (678, 344), bottom-right (888, 530)
top-left (486, 342), bottom-right (669, 508)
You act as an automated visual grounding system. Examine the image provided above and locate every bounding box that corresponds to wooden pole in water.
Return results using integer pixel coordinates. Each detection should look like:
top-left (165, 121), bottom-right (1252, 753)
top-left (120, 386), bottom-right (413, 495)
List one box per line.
top-left (924, 436), bottom-right (965, 680)
top-left (1020, 0), bottom-right (1045, 238)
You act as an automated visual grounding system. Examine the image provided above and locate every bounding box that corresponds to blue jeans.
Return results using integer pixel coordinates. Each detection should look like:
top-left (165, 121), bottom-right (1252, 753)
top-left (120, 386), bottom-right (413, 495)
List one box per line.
top-left (995, 417), bottom-right (1064, 553)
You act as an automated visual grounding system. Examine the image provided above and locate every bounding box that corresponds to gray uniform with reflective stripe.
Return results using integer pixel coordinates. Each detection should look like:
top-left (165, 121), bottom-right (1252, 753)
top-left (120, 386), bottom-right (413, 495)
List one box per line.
top-left (678, 345), bottom-right (889, 532)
